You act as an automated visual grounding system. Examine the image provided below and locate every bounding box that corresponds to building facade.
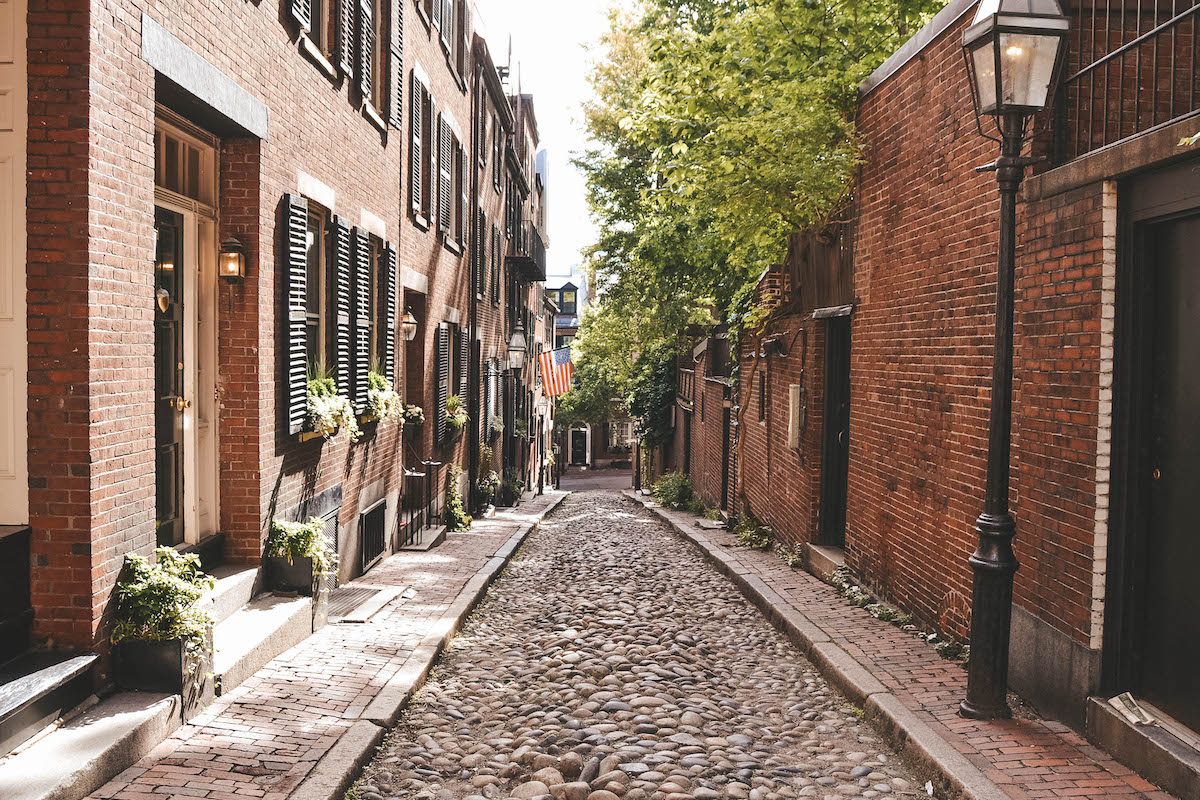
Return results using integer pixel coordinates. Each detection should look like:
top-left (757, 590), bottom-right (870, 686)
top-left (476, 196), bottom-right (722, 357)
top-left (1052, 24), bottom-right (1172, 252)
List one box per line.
top-left (0, 0), bottom-right (550, 757)
top-left (653, 0), bottom-right (1200, 788)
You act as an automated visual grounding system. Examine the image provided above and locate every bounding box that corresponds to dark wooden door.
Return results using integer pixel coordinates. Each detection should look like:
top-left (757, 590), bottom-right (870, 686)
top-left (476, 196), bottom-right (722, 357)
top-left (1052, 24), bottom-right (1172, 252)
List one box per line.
top-left (155, 208), bottom-right (185, 547)
top-left (571, 430), bottom-right (587, 465)
top-left (1139, 213), bottom-right (1200, 730)
top-left (818, 316), bottom-right (851, 547)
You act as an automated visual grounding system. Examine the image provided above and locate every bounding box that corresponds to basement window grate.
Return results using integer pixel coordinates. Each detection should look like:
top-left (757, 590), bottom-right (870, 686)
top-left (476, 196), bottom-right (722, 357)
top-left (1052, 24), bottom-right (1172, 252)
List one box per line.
top-left (359, 499), bottom-right (387, 572)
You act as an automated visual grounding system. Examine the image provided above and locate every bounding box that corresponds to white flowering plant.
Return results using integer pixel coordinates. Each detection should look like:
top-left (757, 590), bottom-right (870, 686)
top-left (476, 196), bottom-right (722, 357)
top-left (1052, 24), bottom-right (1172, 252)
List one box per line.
top-left (488, 415), bottom-right (505, 437)
top-left (307, 368), bottom-right (361, 442)
top-left (366, 370), bottom-right (403, 421)
top-left (403, 404), bottom-right (425, 425)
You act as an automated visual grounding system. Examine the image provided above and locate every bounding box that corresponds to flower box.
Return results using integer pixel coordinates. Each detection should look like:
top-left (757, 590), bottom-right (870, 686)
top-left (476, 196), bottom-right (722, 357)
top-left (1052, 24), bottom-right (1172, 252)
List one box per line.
top-left (113, 627), bottom-right (214, 721)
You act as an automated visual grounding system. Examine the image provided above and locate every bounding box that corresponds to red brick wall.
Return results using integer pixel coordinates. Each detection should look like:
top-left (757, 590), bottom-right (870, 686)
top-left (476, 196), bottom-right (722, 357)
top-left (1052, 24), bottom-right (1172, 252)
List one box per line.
top-left (851, 9), bottom-right (1104, 645)
top-left (735, 315), bottom-right (825, 548)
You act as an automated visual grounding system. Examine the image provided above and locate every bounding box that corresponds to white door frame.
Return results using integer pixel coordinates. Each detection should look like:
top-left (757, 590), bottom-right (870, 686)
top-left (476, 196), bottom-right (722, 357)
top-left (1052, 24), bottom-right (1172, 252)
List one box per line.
top-left (0, 0), bottom-right (28, 524)
top-left (154, 114), bottom-right (220, 545)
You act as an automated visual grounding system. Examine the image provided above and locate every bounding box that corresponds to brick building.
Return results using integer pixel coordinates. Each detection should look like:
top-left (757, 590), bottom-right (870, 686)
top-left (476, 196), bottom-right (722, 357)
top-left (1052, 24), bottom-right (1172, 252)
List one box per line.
top-left (0, 0), bottom-right (550, 759)
top-left (655, 0), bottom-right (1200, 787)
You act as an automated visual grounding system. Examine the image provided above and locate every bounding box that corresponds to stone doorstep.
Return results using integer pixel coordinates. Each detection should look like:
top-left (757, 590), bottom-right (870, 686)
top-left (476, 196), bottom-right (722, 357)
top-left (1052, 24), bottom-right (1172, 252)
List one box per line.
top-left (401, 525), bottom-right (447, 551)
top-left (212, 593), bottom-right (314, 696)
top-left (806, 544), bottom-right (845, 582)
top-left (198, 564), bottom-right (262, 626)
top-left (0, 691), bottom-right (180, 800)
top-left (1087, 696), bottom-right (1200, 800)
top-left (620, 489), bottom-right (1008, 800)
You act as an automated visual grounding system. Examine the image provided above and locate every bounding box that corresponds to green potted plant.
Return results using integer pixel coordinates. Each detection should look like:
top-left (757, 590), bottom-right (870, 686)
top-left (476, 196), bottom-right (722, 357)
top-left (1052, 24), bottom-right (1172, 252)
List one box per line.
top-left (111, 547), bottom-right (215, 719)
top-left (477, 443), bottom-right (500, 508)
top-left (496, 467), bottom-right (525, 508)
top-left (514, 417), bottom-right (529, 441)
top-left (445, 394), bottom-right (468, 434)
top-left (307, 363), bottom-right (360, 442)
top-left (488, 414), bottom-right (504, 439)
top-left (403, 403), bottom-right (425, 426)
top-left (263, 517), bottom-right (338, 596)
top-left (365, 366), bottom-right (402, 422)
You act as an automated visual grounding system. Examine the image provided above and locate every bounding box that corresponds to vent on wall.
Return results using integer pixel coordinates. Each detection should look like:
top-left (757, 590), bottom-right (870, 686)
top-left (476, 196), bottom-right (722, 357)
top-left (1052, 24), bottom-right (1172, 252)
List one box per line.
top-left (359, 499), bottom-right (387, 573)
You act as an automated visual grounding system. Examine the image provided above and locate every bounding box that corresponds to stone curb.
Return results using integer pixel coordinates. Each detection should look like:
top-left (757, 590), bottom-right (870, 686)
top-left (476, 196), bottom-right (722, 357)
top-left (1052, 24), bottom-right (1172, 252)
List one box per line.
top-left (289, 491), bottom-right (570, 800)
top-left (621, 490), bottom-right (1008, 800)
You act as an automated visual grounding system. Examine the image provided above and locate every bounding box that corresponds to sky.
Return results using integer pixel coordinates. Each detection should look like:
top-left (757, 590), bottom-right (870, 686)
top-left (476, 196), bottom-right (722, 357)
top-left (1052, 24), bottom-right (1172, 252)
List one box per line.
top-left (474, 0), bottom-right (615, 279)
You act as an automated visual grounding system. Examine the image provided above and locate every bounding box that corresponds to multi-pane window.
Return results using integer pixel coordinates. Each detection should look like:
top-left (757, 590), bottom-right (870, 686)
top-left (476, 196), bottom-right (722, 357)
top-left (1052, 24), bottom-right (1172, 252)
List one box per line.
top-left (451, 140), bottom-right (465, 245)
top-left (757, 372), bottom-right (766, 422)
top-left (368, 238), bottom-right (383, 368)
top-left (561, 290), bottom-right (576, 315)
top-left (490, 226), bottom-right (501, 305)
top-left (305, 206), bottom-right (330, 370)
top-left (308, 0), bottom-right (335, 58)
top-left (370, 0), bottom-right (385, 110)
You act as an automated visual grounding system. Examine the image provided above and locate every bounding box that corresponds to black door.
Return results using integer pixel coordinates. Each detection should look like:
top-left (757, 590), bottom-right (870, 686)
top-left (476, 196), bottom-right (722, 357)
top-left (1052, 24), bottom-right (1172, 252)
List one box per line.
top-left (1138, 213), bottom-right (1200, 730)
top-left (818, 316), bottom-right (851, 547)
top-left (155, 208), bottom-right (185, 547)
top-left (571, 429), bottom-right (587, 465)
top-left (682, 411), bottom-right (692, 474)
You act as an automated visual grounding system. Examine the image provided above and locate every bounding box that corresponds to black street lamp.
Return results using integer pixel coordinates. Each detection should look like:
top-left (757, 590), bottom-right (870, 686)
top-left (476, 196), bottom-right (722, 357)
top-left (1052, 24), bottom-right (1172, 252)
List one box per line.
top-left (960, 0), bottom-right (1068, 720)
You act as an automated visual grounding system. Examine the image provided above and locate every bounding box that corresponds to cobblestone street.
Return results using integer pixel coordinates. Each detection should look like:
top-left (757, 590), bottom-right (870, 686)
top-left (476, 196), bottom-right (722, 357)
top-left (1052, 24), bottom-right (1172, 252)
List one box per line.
top-left (355, 491), bottom-right (920, 800)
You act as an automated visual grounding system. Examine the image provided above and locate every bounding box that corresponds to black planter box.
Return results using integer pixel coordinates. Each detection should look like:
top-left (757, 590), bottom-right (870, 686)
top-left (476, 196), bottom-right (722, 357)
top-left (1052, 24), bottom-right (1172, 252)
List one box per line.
top-left (113, 629), bottom-right (213, 721)
top-left (263, 556), bottom-right (316, 595)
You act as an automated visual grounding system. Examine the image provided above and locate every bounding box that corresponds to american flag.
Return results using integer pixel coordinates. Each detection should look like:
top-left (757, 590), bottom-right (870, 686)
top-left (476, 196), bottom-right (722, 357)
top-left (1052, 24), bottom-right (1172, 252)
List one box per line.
top-left (539, 346), bottom-right (574, 397)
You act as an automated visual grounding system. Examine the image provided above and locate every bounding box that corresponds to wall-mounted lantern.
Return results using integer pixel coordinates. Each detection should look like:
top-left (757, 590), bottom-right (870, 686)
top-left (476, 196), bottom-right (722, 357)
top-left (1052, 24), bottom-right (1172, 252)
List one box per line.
top-left (219, 237), bottom-right (247, 280)
top-left (508, 322), bottom-right (528, 371)
top-left (401, 309), bottom-right (419, 342)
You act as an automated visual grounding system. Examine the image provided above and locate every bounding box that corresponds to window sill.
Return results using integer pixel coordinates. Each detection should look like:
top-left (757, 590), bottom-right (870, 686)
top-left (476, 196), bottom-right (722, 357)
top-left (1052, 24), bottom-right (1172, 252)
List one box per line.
top-left (411, 211), bottom-right (430, 231)
top-left (363, 102), bottom-right (388, 137)
top-left (299, 430), bottom-right (325, 443)
top-left (443, 237), bottom-right (463, 256)
top-left (299, 34), bottom-right (340, 83)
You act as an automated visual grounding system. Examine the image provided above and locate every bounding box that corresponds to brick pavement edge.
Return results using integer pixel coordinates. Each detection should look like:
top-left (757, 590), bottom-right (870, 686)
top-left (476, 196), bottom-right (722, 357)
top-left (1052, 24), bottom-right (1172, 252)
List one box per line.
top-left (289, 491), bottom-right (570, 800)
top-left (621, 490), bottom-right (1009, 800)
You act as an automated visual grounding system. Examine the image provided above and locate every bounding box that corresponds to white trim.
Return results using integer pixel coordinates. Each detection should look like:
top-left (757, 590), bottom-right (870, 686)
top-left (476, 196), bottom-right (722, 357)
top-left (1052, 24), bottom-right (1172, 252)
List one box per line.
top-left (441, 109), bottom-right (463, 141)
top-left (1090, 180), bottom-right (1117, 650)
top-left (412, 61), bottom-right (431, 90)
top-left (442, 305), bottom-right (462, 325)
top-left (0, 0), bottom-right (28, 521)
top-left (360, 208), bottom-right (386, 240)
top-left (298, 170), bottom-right (336, 212)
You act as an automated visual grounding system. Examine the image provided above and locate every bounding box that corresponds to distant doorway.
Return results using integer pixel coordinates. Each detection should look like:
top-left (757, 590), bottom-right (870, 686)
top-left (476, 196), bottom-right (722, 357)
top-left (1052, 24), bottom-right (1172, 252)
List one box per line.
top-left (570, 428), bottom-right (587, 465)
top-left (818, 316), bottom-right (851, 547)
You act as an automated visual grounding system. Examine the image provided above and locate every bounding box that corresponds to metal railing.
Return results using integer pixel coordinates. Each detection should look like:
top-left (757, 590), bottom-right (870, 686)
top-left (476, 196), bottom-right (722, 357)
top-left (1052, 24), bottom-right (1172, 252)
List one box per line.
top-left (506, 221), bottom-right (547, 281)
top-left (1055, 0), bottom-right (1200, 161)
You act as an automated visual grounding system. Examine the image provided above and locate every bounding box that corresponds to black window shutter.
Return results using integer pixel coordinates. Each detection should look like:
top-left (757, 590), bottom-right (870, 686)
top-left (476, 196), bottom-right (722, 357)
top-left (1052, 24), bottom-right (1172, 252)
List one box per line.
top-left (431, 0), bottom-right (443, 29)
top-left (437, 117), bottom-right (452, 234)
top-left (383, 243), bottom-right (397, 383)
top-left (458, 328), bottom-right (469, 396)
top-left (357, 0), bottom-right (374, 102)
top-left (331, 216), bottom-right (354, 402)
top-left (435, 324), bottom-right (449, 444)
top-left (410, 75), bottom-right (422, 214)
top-left (289, 0), bottom-right (312, 31)
top-left (458, 143), bottom-right (467, 243)
top-left (387, 0), bottom-right (403, 127)
top-left (285, 194), bottom-right (309, 436)
top-left (491, 227), bottom-right (500, 305)
top-left (336, 0), bottom-right (355, 75)
top-left (439, 0), bottom-right (452, 50)
top-left (352, 229), bottom-right (372, 414)
top-left (476, 209), bottom-right (486, 297)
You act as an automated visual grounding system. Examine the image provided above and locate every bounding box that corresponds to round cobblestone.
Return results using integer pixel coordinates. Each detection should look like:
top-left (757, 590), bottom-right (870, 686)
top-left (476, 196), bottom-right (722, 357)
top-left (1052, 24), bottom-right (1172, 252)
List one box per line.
top-left (356, 491), bottom-right (919, 800)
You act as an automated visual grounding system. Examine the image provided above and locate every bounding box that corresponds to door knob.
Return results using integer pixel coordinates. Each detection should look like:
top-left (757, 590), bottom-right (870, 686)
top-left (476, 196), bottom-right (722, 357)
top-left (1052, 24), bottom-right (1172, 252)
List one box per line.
top-left (1152, 467), bottom-right (1161, 480)
top-left (174, 396), bottom-right (192, 411)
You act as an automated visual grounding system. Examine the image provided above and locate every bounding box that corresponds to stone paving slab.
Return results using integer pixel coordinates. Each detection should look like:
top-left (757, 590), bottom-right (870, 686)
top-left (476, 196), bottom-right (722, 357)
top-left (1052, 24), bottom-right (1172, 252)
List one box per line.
top-left (624, 491), bottom-right (1176, 800)
top-left (86, 491), bottom-right (568, 800)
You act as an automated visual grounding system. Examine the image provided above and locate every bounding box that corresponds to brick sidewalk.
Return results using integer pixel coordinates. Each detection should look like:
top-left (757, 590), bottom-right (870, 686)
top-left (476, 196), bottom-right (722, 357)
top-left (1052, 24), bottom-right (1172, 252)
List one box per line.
top-left (89, 491), bottom-right (565, 800)
top-left (633, 495), bottom-right (1173, 800)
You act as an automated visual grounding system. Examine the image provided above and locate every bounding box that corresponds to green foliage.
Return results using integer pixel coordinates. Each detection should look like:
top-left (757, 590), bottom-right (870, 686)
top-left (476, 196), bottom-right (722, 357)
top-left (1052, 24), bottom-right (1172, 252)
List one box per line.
top-left (733, 516), bottom-right (773, 550)
top-left (775, 541), bottom-right (805, 568)
top-left (629, 341), bottom-right (678, 450)
top-left (651, 471), bottom-right (696, 509)
top-left (497, 467), bottom-right (526, 507)
top-left (574, 0), bottom-right (945, 416)
top-left (556, 305), bottom-right (642, 429)
top-left (445, 394), bottom-right (468, 430)
top-left (445, 466), bottom-right (472, 531)
top-left (111, 548), bottom-right (214, 652)
top-left (267, 517), bottom-right (338, 576)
